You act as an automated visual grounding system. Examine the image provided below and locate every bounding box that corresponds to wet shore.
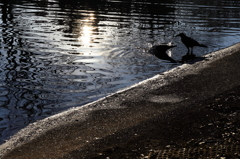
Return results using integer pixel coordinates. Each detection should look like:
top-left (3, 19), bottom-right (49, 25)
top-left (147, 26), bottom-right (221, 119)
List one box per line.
top-left (1, 43), bottom-right (240, 159)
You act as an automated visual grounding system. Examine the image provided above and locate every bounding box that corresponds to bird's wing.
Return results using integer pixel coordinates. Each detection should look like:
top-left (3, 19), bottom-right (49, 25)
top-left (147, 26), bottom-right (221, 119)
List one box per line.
top-left (184, 37), bottom-right (200, 47)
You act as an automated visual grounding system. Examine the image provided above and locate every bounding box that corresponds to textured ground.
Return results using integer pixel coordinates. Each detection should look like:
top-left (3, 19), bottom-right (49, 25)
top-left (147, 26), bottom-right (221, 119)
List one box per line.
top-left (147, 86), bottom-right (240, 159)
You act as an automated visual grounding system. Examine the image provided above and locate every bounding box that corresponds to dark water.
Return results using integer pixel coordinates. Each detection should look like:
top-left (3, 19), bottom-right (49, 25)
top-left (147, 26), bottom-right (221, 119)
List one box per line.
top-left (0, 0), bottom-right (240, 143)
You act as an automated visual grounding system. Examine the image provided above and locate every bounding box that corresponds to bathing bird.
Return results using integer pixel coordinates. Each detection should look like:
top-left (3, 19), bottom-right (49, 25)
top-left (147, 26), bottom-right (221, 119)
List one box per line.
top-left (149, 44), bottom-right (177, 63)
top-left (176, 33), bottom-right (207, 55)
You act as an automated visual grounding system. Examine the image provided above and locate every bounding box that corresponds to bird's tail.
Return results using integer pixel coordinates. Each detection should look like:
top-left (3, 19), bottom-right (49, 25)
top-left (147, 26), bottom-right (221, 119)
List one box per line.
top-left (199, 44), bottom-right (207, 48)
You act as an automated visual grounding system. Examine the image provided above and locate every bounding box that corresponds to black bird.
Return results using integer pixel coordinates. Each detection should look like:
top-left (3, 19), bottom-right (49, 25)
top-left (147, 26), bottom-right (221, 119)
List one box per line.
top-left (176, 33), bottom-right (207, 55)
top-left (149, 44), bottom-right (177, 63)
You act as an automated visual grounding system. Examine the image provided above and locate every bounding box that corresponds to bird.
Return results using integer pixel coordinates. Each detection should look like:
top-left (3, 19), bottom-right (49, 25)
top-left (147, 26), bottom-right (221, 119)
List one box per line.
top-left (149, 44), bottom-right (177, 63)
top-left (176, 33), bottom-right (207, 55)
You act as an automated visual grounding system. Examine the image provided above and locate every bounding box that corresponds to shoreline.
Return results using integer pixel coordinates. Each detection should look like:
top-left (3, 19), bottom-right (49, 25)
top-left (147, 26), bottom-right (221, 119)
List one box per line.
top-left (1, 43), bottom-right (240, 158)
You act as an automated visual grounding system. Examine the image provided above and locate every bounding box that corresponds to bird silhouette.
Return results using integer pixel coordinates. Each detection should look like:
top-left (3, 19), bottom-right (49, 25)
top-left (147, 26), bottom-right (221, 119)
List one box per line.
top-left (149, 44), bottom-right (177, 63)
top-left (176, 33), bottom-right (207, 55)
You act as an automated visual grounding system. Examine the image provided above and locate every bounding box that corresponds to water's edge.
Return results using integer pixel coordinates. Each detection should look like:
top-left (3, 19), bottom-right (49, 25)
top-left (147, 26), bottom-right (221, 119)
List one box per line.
top-left (1, 43), bottom-right (240, 157)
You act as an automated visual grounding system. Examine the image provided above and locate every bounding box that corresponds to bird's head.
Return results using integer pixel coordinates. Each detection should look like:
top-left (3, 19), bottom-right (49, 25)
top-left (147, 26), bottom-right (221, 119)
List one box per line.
top-left (175, 33), bottom-right (185, 37)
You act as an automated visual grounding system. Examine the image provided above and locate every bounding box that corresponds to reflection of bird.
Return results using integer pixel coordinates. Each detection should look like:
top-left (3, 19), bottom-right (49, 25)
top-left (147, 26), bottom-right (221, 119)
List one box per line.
top-left (149, 44), bottom-right (177, 63)
top-left (176, 33), bottom-right (207, 55)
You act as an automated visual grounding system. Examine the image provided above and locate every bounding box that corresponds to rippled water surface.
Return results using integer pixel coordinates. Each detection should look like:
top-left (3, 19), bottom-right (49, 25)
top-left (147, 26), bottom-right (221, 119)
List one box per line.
top-left (0, 0), bottom-right (240, 143)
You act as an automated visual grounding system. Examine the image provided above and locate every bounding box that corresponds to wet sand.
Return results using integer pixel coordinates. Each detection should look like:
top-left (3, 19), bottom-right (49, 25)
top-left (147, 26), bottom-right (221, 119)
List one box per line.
top-left (1, 43), bottom-right (240, 159)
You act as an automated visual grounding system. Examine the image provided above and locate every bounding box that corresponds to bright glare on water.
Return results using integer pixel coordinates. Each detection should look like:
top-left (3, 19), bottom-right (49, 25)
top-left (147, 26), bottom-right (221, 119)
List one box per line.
top-left (0, 0), bottom-right (240, 143)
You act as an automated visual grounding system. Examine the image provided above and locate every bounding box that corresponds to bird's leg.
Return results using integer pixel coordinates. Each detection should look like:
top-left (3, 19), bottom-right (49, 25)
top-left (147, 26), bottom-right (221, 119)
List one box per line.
top-left (190, 47), bottom-right (196, 58)
top-left (187, 47), bottom-right (190, 55)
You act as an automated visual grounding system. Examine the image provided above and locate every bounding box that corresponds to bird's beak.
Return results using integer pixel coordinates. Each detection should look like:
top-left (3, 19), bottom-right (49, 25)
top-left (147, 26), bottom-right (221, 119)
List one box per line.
top-left (175, 34), bottom-right (180, 37)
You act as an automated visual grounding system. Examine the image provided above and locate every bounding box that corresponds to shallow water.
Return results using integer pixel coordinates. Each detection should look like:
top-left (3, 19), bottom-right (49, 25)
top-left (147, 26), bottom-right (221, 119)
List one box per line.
top-left (0, 0), bottom-right (240, 143)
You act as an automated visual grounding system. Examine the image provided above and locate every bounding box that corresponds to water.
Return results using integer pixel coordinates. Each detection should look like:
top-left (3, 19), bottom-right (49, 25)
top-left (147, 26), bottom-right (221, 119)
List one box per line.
top-left (0, 0), bottom-right (240, 143)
